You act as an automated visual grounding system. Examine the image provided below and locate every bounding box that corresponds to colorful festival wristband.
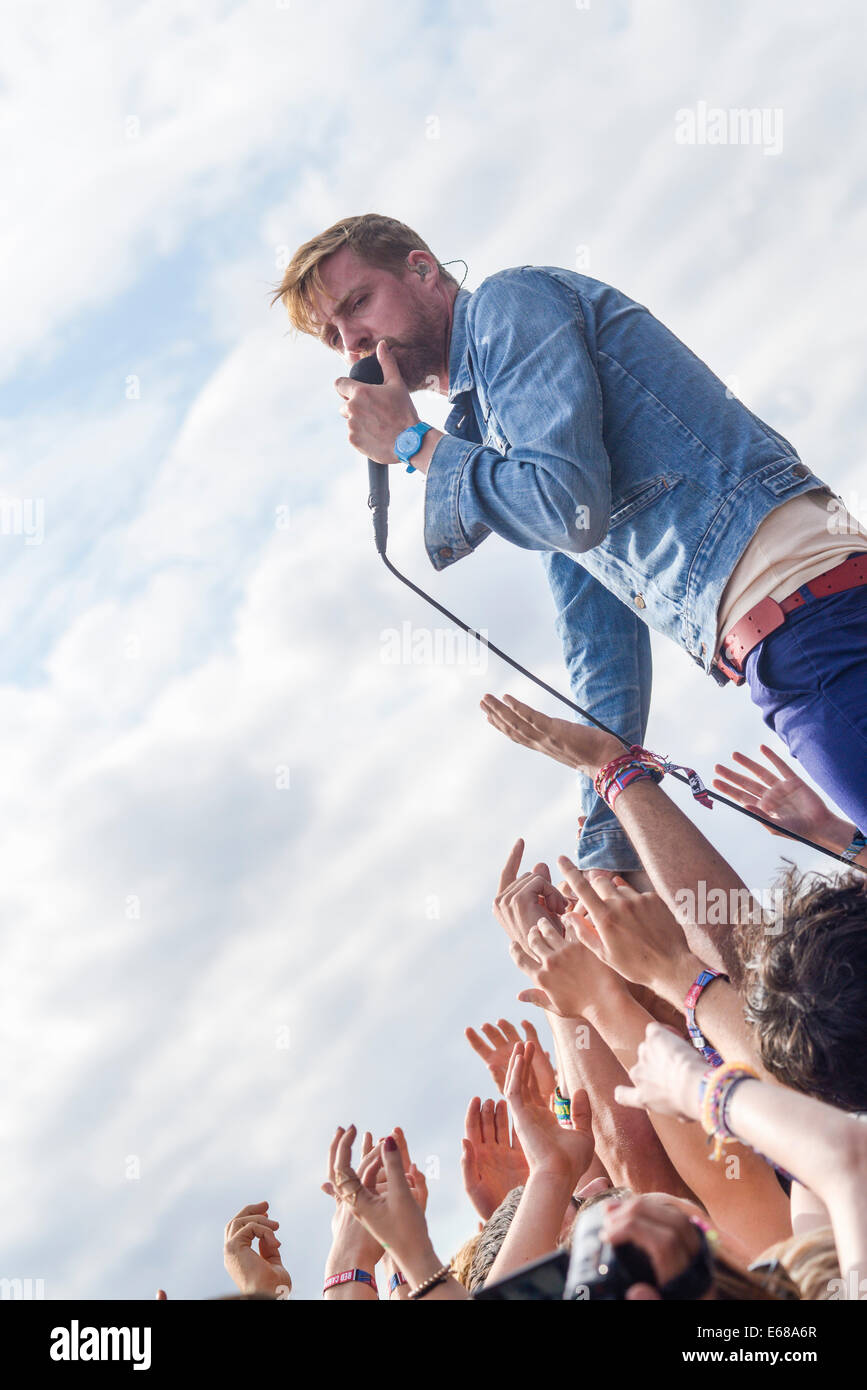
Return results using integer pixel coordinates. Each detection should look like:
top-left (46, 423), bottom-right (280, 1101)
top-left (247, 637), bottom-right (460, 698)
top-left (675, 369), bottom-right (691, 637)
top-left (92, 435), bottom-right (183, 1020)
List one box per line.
top-left (323, 1268), bottom-right (378, 1296)
top-left (594, 744), bottom-right (713, 811)
top-left (554, 1087), bottom-right (572, 1124)
top-left (842, 830), bottom-right (867, 864)
top-left (389, 1270), bottom-right (407, 1294)
top-left (684, 968), bottom-right (725, 1067)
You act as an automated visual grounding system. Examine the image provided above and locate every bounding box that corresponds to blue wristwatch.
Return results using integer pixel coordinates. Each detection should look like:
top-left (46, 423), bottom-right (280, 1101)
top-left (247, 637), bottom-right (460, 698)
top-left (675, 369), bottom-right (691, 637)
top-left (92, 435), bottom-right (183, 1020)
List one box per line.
top-left (394, 421), bottom-right (432, 473)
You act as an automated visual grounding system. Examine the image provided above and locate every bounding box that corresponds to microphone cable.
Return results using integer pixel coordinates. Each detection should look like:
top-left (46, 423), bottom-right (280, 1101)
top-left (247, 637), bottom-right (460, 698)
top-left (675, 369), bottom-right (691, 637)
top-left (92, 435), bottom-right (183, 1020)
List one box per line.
top-left (348, 356), bottom-right (860, 870)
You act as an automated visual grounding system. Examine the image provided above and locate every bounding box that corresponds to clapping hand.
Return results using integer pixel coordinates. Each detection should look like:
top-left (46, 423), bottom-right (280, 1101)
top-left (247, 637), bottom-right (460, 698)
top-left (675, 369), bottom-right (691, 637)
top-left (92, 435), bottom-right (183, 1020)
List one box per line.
top-left (461, 1095), bottom-right (530, 1219)
top-left (504, 1039), bottom-right (594, 1184)
top-left (466, 1017), bottom-right (556, 1098)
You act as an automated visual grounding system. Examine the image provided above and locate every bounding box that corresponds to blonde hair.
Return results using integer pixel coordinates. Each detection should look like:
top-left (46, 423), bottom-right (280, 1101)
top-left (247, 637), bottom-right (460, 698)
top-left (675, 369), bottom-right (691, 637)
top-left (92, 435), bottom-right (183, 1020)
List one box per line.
top-left (270, 213), bottom-right (459, 337)
top-left (758, 1227), bottom-right (840, 1301)
top-left (450, 1232), bottom-right (482, 1290)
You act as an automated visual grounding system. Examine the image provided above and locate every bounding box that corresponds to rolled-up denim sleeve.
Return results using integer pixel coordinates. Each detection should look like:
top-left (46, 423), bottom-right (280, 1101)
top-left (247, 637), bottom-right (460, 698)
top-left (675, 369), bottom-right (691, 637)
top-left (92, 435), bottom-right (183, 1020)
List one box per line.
top-left (542, 550), bottom-right (651, 873)
top-left (424, 269), bottom-right (612, 572)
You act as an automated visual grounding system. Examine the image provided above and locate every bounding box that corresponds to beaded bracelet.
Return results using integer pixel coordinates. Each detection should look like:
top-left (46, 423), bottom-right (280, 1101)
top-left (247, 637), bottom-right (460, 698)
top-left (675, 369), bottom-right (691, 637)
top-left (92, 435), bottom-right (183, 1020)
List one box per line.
top-left (323, 1267), bottom-right (378, 1296)
top-left (842, 830), bottom-right (867, 864)
top-left (684, 968), bottom-right (725, 1067)
top-left (407, 1264), bottom-right (452, 1301)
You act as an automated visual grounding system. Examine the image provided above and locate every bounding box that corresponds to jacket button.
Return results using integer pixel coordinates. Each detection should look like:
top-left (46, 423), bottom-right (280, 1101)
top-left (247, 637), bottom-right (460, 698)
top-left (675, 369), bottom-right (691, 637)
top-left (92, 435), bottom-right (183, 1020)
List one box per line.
top-left (439, 546), bottom-right (454, 560)
top-left (633, 594), bottom-right (646, 609)
top-left (793, 463), bottom-right (808, 478)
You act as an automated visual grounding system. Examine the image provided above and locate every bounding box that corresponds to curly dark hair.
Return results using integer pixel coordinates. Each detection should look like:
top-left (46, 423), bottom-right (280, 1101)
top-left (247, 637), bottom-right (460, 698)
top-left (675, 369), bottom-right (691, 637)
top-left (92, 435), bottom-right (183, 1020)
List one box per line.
top-left (742, 863), bottom-right (867, 1111)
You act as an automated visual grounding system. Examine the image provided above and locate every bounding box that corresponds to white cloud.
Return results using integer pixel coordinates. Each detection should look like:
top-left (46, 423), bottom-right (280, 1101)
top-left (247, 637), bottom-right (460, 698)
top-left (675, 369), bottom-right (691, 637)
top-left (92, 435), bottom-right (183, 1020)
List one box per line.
top-left (2, 0), bottom-right (865, 1300)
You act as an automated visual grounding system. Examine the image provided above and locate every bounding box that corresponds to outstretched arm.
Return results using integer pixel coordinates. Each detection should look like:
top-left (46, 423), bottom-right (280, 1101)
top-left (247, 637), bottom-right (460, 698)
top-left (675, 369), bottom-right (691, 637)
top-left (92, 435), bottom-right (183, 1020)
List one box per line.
top-left (480, 693), bottom-right (760, 980)
top-left (619, 1024), bottom-right (867, 1293)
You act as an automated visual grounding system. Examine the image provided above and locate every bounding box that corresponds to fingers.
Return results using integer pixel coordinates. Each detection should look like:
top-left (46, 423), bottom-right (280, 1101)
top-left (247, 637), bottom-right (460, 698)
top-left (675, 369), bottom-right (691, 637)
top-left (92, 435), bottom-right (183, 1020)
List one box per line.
top-left (497, 1019), bottom-right (522, 1045)
top-left (602, 1197), bottom-right (698, 1288)
top-left (460, 1136), bottom-right (478, 1184)
top-left (225, 1203), bottom-right (279, 1241)
top-left (494, 1098), bottom-right (510, 1146)
top-left (759, 743), bottom-right (798, 779)
top-left (479, 1097), bottom-right (497, 1145)
top-left (481, 1022), bottom-right (509, 1050)
top-left (711, 773), bottom-right (757, 806)
top-left (527, 918), bottom-right (560, 957)
top-left (465, 1026), bottom-right (493, 1063)
top-left (392, 1125), bottom-right (411, 1172)
top-left (731, 749), bottom-right (779, 786)
top-left (613, 1084), bottom-right (645, 1110)
top-left (497, 838), bottom-right (525, 894)
top-left (559, 859), bottom-right (609, 923)
top-left (509, 940), bottom-right (542, 972)
top-left (569, 1087), bottom-right (593, 1137)
top-left (227, 1220), bottom-right (281, 1252)
top-left (516, 987), bottom-right (554, 1012)
top-left (503, 1040), bottom-right (523, 1100)
top-left (713, 763), bottom-right (768, 799)
top-left (381, 1134), bottom-right (412, 1194)
top-left (464, 1095), bottom-right (482, 1147)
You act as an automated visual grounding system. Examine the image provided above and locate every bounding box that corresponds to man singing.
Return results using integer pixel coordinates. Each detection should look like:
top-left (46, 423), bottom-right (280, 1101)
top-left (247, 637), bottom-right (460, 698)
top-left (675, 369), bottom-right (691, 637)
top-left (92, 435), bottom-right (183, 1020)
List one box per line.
top-left (272, 214), bottom-right (867, 872)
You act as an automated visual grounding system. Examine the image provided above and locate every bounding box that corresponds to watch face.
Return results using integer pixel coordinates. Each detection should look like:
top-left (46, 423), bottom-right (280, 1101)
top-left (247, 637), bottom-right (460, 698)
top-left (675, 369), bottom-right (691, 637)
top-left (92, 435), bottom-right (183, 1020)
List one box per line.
top-left (395, 427), bottom-right (419, 454)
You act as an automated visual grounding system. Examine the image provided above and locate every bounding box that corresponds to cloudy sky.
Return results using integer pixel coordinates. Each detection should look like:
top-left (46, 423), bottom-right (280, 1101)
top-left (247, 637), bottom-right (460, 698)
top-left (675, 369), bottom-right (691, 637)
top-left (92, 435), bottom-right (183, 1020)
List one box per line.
top-left (2, 0), bottom-right (865, 1300)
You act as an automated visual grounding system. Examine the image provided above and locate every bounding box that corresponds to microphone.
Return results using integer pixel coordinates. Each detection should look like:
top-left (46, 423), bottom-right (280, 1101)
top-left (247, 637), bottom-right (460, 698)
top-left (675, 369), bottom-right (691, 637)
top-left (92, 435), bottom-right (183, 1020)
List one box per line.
top-left (349, 353), bottom-right (389, 555)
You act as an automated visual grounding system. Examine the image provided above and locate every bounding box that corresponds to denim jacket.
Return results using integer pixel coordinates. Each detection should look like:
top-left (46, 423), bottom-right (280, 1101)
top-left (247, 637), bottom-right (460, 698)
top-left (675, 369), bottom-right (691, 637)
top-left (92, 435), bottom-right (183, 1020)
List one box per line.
top-left (423, 268), bottom-right (827, 869)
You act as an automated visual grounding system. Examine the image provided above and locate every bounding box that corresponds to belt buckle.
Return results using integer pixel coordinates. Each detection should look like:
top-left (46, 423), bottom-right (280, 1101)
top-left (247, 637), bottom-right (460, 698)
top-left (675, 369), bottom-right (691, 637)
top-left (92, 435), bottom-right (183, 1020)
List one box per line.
top-left (712, 652), bottom-right (745, 687)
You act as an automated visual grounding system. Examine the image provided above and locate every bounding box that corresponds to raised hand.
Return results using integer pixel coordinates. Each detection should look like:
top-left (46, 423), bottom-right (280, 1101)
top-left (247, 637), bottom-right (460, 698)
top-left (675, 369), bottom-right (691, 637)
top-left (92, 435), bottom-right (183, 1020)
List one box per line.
top-left (461, 1096), bottom-right (530, 1219)
top-left (504, 1040), bottom-right (594, 1184)
top-left (223, 1200), bottom-right (292, 1298)
top-left (509, 907), bottom-right (630, 1021)
top-left (373, 1125), bottom-right (428, 1212)
top-left (328, 1126), bottom-right (435, 1274)
top-left (557, 856), bottom-right (696, 996)
top-left (322, 1127), bottom-right (385, 1282)
top-left (712, 744), bottom-right (841, 843)
top-left (492, 838), bottom-right (571, 949)
top-left (614, 1022), bottom-right (706, 1121)
top-left (480, 693), bottom-right (622, 777)
top-left (466, 1018), bottom-right (556, 1098)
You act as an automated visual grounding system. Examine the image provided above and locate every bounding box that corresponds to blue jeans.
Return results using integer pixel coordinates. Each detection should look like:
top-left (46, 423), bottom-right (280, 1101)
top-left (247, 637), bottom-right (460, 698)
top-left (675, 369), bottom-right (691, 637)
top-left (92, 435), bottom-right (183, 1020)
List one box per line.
top-left (745, 574), bottom-right (867, 835)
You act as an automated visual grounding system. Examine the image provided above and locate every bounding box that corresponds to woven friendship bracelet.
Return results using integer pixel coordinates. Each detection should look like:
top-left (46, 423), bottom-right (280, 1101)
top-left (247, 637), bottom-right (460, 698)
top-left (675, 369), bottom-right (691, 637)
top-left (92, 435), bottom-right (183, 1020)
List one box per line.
top-left (699, 1062), bottom-right (796, 1181)
top-left (389, 1270), bottom-right (407, 1294)
top-left (684, 968), bottom-right (725, 1067)
top-left (842, 830), bottom-right (867, 864)
top-left (700, 1061), bottom-right (759, 1161)
top-left (554, 1087), bottom-right (572, 1125)
top-left (594, 744), bottom-right (713, 811)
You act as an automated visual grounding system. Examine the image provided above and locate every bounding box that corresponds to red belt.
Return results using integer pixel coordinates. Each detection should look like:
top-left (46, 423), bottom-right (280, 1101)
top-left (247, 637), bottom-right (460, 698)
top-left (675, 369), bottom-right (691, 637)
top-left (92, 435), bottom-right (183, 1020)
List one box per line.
top-left (714, 551), bottom-right (867, 686)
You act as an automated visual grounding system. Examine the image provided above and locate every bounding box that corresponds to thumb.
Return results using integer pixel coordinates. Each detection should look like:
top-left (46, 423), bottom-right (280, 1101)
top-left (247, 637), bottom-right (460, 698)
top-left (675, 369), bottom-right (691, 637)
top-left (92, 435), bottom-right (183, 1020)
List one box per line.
top-left (376, 338), bottom-right (400, 382)
top-left (517, 988), bottom-right (554, 1012)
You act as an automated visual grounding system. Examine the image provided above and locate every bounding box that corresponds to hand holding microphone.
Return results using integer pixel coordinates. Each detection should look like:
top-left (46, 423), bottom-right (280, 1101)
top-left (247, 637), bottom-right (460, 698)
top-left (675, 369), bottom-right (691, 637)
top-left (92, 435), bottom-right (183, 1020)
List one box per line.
top-left (336, 338), bottom-right (418, 465)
